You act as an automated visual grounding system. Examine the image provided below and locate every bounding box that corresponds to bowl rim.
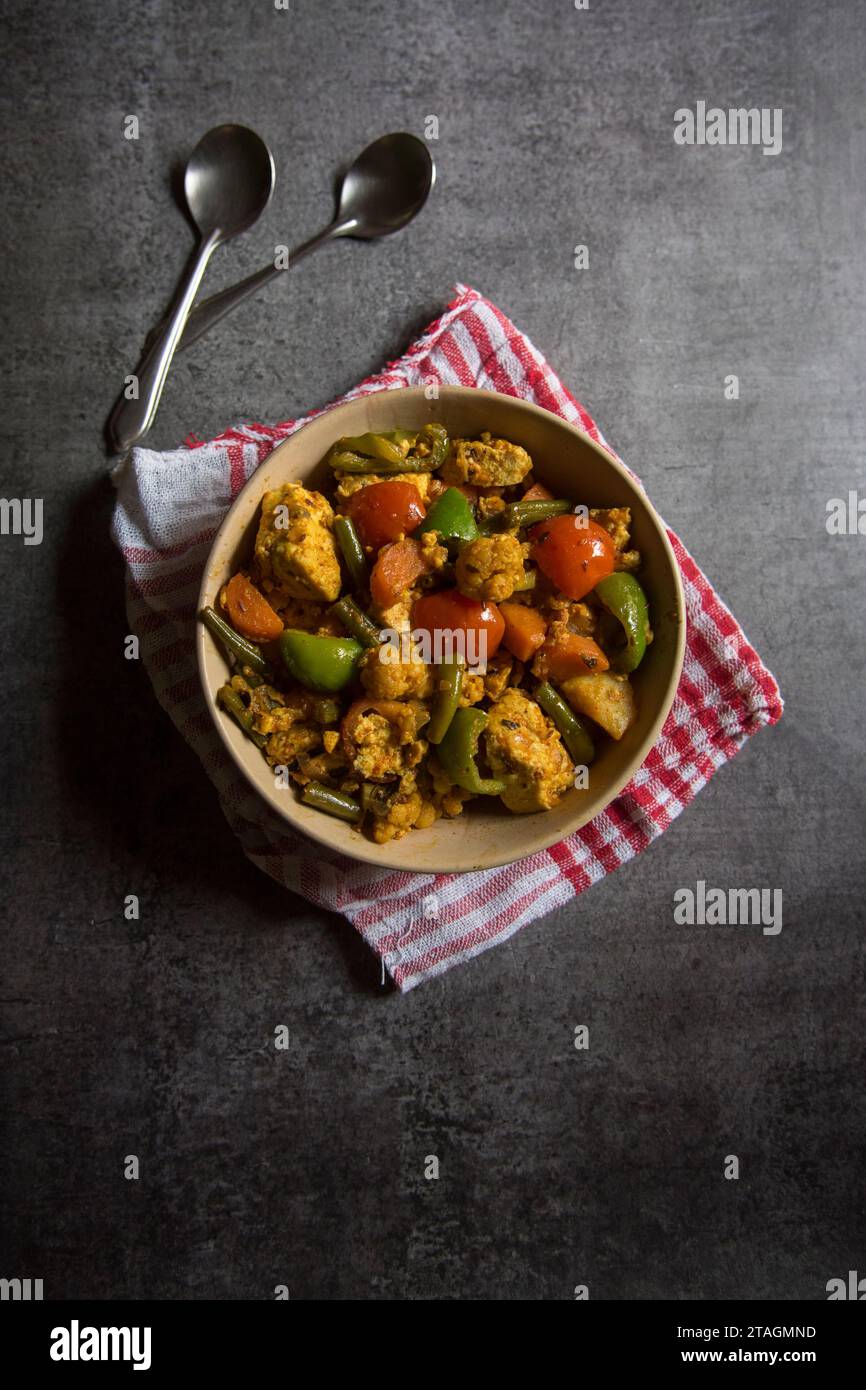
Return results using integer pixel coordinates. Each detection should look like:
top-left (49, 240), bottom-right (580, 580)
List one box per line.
top-left (196, 385), bottom-right (687, 872)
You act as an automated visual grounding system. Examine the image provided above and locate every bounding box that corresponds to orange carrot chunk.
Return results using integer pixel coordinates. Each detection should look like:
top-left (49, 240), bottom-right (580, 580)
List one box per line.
top-left (533, 630), bottom-right (610, 681)
top-left (499, 602), bottom-right (548, 662)
top-left (370, 538), bottom-right (430, 609)
top-left (224, 573), bottom-right (283, 643)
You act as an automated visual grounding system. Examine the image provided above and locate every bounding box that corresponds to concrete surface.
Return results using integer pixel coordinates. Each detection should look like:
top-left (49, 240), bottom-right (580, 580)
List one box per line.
top-left (1, 0), bottom-right (864, 1300)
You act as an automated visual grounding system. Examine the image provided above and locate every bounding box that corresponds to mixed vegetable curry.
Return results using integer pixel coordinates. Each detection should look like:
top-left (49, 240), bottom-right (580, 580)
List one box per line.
top-left (200, 423), bottom-right (652, 843)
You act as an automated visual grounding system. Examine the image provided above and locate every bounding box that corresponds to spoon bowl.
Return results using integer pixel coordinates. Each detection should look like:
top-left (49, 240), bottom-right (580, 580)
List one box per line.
top-left (185, 124), bottom-right (275, 241)
top-left (336, 131), bottom-right (435, 238)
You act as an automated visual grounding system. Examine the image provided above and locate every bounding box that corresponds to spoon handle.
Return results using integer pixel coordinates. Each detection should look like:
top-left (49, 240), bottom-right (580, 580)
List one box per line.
top-left (109, 231), bottom-right (220, 452)
top-left (177, 220), bottom-right (350, 351)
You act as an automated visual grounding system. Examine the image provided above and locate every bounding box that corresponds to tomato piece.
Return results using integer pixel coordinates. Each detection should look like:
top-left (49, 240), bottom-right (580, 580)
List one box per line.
top-left (412, 588), bottom-right (504, 662)
top-left (224, 573), bottom-right (283, 642)
top-left (347, 481), bottom-right (425, 553)
top-left (370, 537), bottom-right (430, 609)
top-left (530, 515), bottom-right (615, 600)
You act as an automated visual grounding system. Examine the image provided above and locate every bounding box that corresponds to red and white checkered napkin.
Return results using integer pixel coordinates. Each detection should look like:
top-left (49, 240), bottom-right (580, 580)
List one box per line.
top-left (110, 284), bottom-right (783, 991)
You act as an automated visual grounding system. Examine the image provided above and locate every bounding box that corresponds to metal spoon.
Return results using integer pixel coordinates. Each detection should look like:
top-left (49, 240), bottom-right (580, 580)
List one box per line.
top-left (176, 131), bottom-right (435, 351)
top-left (109, 124), bottom-right (275, 452)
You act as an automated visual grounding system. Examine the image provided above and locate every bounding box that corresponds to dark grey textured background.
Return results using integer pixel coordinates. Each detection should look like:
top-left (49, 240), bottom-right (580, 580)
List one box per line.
top-left (1, 0), bottom-right (863, 1300)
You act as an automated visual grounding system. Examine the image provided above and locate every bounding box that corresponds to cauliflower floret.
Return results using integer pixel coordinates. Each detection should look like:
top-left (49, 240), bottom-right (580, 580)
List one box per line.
top-left (367, 771), bottom-right (439, 843)
top-left (360, 645), bottom-right (434, 701)
top-left (476, 493), bottom-right (506, 520)
top-left (590, 507), bottom-right (631, 553)
top-left (484, 688), bottom-right (573, 813)
top-left (255, 482), bottom-right (341, 602)
top-left (442, 434), bottom-right (532, 488)
top-left (544, 596), bottom-right (597, 635)
top-left (458, 672), bottom-right (485, 707)
top-left (455, 533), bottom-right (525, 603)
top-left (427, 757), bottom-right (476, 819)
top-left (483, 652), bottom-right (521, 702)
top-left (334, 472), bottom-right (433, 507)
top-left (265, 723), bottom-right (322, 768)
top-left (344, 702), bottom-right (428, 783)
top-left (614, 549), bottom-right (641, 572)
top-left (250, 689), bottom-right (313, 736)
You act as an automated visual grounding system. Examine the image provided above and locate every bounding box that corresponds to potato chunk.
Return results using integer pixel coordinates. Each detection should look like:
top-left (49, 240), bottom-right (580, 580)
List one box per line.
top-left (560, 671), bottom-right (637, 740)
top-left (255, 482), bottom-right (341, 602)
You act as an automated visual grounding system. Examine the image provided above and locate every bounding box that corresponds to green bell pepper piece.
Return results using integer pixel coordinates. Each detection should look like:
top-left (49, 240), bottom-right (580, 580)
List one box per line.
top-left (279, 629), bottom-right (362, 693)
top-left (408, 422), bottom-right (449, 471)
top-left (417, 487), bottom-right (478, 548)
top-left (594, 572), bottom-right (649, 673)
top-left (436, 707), bottom-right (506, 795)
top-left (334, 432), bottom-right (406, 466)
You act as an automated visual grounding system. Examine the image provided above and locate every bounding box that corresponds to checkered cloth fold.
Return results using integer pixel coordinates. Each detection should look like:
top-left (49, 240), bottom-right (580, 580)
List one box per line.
top-left (110, 285), bottom-right (783, 991)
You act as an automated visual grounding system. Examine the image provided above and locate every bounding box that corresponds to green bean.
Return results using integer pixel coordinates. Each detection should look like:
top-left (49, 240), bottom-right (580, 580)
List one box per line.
top-left (502, 499), bottom-right (571, 531)
top-left (311, 696), bottom-right (342, 725)
top-left (512, 568), bottom-right (537, 592)
top-left (333, 515), bottom-right (369, 591)
top-left (217, 685), bottom-right (267, 748)
top-left (200, 606), bottom-right (273, 677)
top-left (330, 594), bottom-right (381, 649)
top-left (426, 658), bottom-right (464, 744)
top-left (534, 680), bottom-right (596, 766)
top-left (301, 781), bottom-right (363, 823)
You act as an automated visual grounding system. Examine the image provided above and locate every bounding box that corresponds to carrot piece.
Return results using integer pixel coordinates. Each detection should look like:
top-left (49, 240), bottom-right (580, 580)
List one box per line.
top-left (370, 537), bottom-right (430, 609)
top-left (533, 630), bottom-right (610, 680)
top-left (224, 574), bottom-right (283, 643)
top-left (499, 602), bottom-right (548, 662)
top-left (522, 481), bottom-right (554, 501)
